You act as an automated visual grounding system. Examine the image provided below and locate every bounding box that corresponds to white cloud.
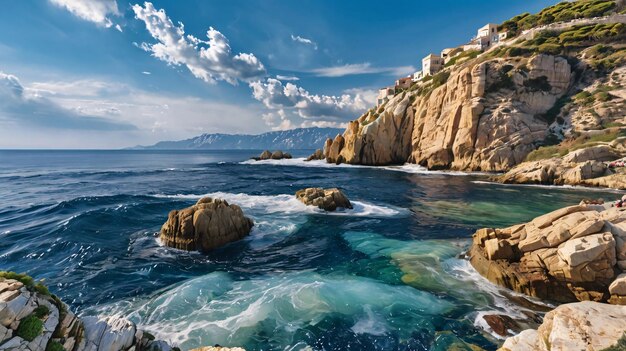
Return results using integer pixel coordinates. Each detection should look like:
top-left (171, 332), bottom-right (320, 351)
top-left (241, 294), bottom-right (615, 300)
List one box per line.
top-left (276, 75), bottom-right (299, 81)
top-left (249, 78), bottom-right (368, 122)
top-left (291, 35), bottom-right (317, 50)
top-left (132, 2), bottom-right (266, 85)
top-left (0, 71), bottom-right (135, 132)
top-left (141, 71), bottom-right (151, 75)
top-left (343, 87), bottom-right (378, 106)
top-left (49, 0), bottom-right (120, 28)
top-left (310, 63), bottom-right (415, 77)
top-left (9, 76), bottom-right (265, 148)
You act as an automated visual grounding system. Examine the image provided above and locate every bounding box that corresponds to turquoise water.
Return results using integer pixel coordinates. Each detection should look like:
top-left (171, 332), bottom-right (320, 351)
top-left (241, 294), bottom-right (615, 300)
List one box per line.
top-left (0, 150), bottom-right (621, 350)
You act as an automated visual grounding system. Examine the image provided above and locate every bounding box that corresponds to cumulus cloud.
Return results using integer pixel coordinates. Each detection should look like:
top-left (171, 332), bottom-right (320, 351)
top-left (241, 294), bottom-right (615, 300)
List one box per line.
top-left (250, 78), bottom-right (367, 122)
top-left (132, 2), bottom-right (266, 85)
top-left (290, 35), bottom-right (317, 50)
top-left (0, 71), bottom-right (136, 131)
top-left (49, 0), bottom-right (120, 28)
top-left (310, 63), bottom-right (415, 77)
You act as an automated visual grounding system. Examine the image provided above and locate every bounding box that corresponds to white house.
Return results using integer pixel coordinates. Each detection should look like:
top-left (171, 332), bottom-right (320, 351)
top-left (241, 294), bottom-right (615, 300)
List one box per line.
top-left (377, 87), bottom-right (395, 106)
top-left (475, 23), bottom-right (501, 49)
top-left (422, 54), bottom-right (444, 76)
top-left (412, 70), bottom-right (424, 82)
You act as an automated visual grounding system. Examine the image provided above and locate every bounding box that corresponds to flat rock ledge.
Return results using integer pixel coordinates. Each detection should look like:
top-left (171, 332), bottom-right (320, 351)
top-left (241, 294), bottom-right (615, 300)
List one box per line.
top-left (498, 143), bottom-right (626, 190)
top-left (469, 201), bottom-right (626, 303)
top-left (250, 150), bottom-right (292, 161)
top-left (499, 301), bottom-right (626, 351)
top-left (295, 188), bottom-right (353, 211)
top-left (0, 276), bottom-right (172, 351)
top-left (160, 197), bottom-right (253, 253)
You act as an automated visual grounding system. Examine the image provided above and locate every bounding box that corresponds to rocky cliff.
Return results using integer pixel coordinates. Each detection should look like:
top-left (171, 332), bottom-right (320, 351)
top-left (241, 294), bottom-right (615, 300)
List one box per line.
top-left (0, 273), bottom-right (172, 351)
top-left (323, 9), bottom-right (626, 179)
top-left (326, 54), bottom-right (573, 171)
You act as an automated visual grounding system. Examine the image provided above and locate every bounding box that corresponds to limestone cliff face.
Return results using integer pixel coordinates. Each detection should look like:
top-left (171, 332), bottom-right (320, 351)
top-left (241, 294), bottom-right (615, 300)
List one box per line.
top-left (325, 54), bottom-right (574, 171)
top-left (326, 92), bottom-right (414, 165)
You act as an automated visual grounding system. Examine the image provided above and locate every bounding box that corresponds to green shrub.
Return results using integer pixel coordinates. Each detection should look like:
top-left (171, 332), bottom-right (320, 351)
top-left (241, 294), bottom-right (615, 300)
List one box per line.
top-left (431, 71), bottom-right (450, 88)
top-left (525, 145), bottom-right (564, 161)
top-left (486, 66), bottom-right (516, 93)
top-left (444, 50), bottom-right (480, 67)
top-left (541, 96), bottom-right (571, 124)
top-left (0, 272), bottom-right (35, 287)
top-left (500, 0), bottom-right (618, 37)
top-left (33, 305), bottom-right (50, 318)
top-left (595, 91), bottom-right (611, 101)
top-left (17, 315), bottom-right (44, 341)
top-left (46, 341), bottom-right (66, 351)
top-left (537, 43), bottom-right (563, 55)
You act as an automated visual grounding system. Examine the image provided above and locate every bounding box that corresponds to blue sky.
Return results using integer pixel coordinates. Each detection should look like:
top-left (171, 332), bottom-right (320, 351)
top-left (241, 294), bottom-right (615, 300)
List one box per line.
top-left (0, 0), bottom-right (558, 148)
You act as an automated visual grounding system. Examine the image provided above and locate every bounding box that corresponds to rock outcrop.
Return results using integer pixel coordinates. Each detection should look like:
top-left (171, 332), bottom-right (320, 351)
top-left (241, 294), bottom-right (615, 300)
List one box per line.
top-left (499, 144), bottom-right (626, 189)
top-left (499, 301), bottom-right (626, 351)
top-left (250, 150), bottom-right (292, 161)
top-left (469, 202), bottom-right (626, 303)
top-left (160, 197), bottom-right (253, 252)
top-left (305, 149), bottom-right (324, 161)
top-left (324, 54), bottom-right (574, 171)
top-left (295, 188), bottom-right (353, 211)
top-left (0, 275), bottom-right (172, 351)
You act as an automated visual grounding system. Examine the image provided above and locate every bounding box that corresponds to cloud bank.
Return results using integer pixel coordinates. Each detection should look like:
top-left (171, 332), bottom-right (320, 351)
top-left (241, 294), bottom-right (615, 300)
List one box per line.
top-left (0, 71), bottom-right (135, 131)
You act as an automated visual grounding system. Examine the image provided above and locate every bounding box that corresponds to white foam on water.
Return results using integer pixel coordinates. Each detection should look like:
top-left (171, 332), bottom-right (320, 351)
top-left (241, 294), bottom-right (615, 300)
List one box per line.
top-left (240, 158), bottom-right (490, 176)
top-left (89, 271), bottom-right (452, 349)
top-left (343, 232), bottom-right (552, 340)
top-left (152, 192), bottom-right (406, 218)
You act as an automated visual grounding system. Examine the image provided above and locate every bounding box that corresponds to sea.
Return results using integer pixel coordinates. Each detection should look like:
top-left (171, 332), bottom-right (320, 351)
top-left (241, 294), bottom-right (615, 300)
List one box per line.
top-left (0, 149), bottom-right (621, 351)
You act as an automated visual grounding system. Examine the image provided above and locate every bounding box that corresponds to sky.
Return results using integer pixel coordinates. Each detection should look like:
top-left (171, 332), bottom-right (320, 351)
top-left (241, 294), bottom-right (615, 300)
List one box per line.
top-left (0, 0), bottom-right (559, 149)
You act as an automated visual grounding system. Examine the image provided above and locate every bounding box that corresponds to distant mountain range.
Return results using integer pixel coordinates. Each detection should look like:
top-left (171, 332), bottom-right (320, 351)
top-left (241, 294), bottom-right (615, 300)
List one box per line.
top-left (135, 127), bottom-right (343, 150)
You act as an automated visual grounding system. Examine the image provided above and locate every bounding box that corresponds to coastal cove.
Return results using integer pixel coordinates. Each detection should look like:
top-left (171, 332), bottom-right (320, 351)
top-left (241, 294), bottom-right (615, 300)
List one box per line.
top-left (0, 150), bottom-right (621, 350)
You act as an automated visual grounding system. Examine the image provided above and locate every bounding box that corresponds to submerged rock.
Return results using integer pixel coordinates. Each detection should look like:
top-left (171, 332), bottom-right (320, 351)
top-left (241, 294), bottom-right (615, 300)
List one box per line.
top-left (0, 274), bottom-right (172, 351)
top-left (482, 314), bottom-right (521, 337)
top-left (469, 202), bottom-right (626, 303)
top-left (160, 197), bottom-right (253, 252)
top-left (500, 301), bottom-right (626, 351)
top-left (295, 188), bottom-right (352, 211)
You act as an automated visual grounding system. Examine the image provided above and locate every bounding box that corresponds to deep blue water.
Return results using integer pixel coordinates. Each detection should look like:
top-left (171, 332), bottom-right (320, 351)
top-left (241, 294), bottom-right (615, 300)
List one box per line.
top-left (0, 150), bottom-right (621, 351)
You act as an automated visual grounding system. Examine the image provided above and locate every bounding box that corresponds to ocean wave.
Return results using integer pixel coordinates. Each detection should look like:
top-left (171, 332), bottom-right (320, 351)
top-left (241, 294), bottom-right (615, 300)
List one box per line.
top-left (152, 191), bottom-right (406, 218)
top-left (88, 271), bottom-right (452, 349)
top-left (240, 158), bottom-right (489, 177)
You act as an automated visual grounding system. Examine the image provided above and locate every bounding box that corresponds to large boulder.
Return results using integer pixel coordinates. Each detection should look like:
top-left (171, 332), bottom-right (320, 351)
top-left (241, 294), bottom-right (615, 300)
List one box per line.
top-left (469, 202), bottom-right (626, 303)
top-left (499, 301), bottom-right (626, 351)
top-left (295, 188), bottom-right (353, 211)
top-left (305, 149), bottom-right (324, 161)
top-left (0, 275), bottom-right (172, 351)
top-left (259, 150), bottom-right (272, 160)
top-left (160, 197), bottom-right (253, 252)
